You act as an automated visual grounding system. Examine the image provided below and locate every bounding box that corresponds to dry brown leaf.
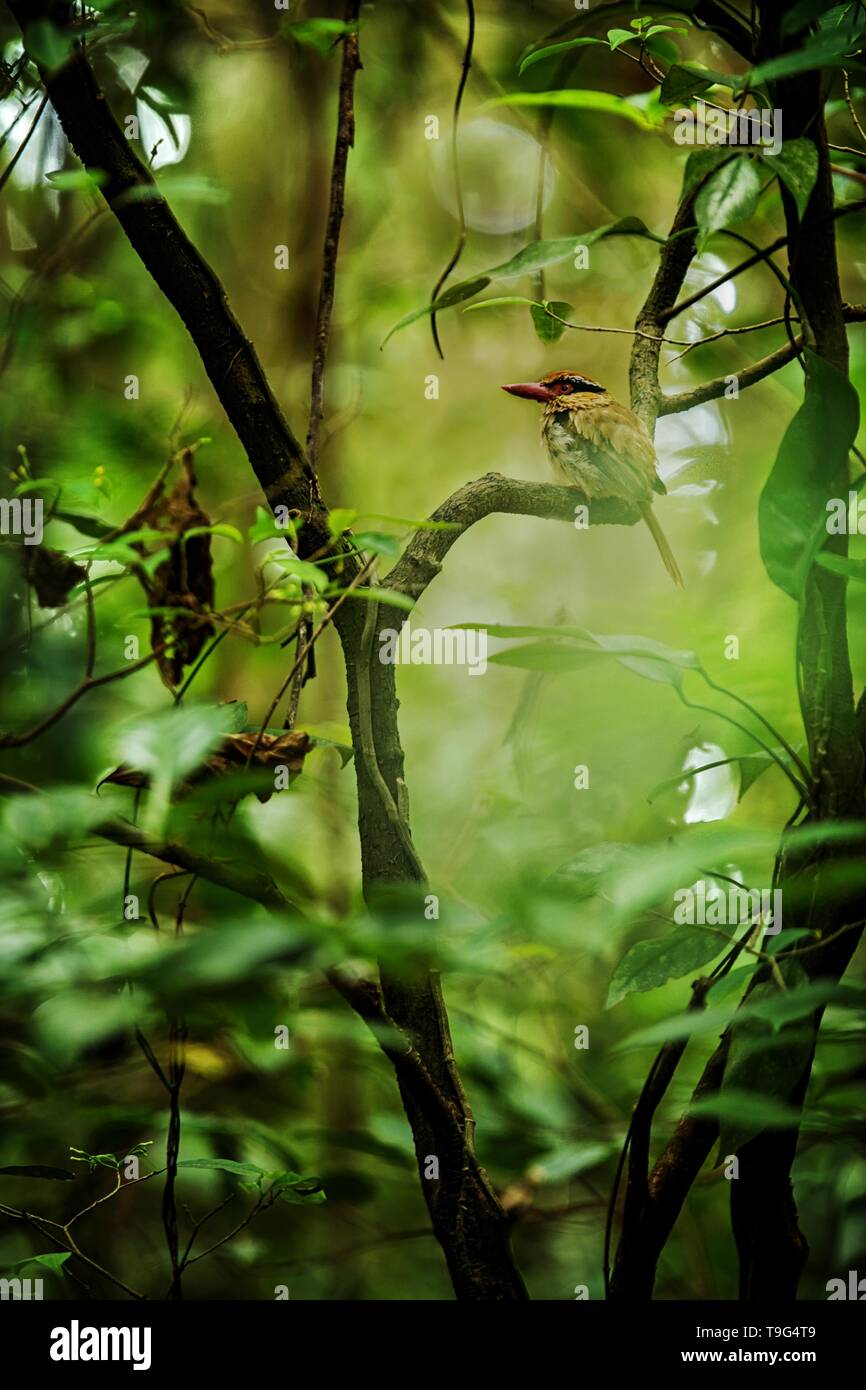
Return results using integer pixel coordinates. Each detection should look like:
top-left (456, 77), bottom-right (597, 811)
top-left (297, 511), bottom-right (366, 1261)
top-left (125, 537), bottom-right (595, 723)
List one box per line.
top-left (100, 730), bottom-right (314, 803)
top-left (123, 449), bottom-right (216, 689)
top-left (23, 547), bottom-right (86, 608)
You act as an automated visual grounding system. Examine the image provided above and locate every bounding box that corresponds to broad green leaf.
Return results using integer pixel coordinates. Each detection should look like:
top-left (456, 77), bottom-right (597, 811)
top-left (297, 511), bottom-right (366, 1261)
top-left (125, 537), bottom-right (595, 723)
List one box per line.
top-left (486, 89), bottom-right (660, 130)
top-left (12, 1252), bottom-right (72, 1275)
top-left (527, 1141), bottom-right (616, 1183)
top-left (488, 643), bottom-right (599, 674)
top-left (607, 28), bottom-right (637, 50)
top-left (33, 991), bottom-right (142, 1065)
top-left (353, 530), bottom-right (403, 559)
top-left (273, 1172), bottom-right (326, 1204)
top-left (248, 505), bottom-right (297, 544)
top-left (619, 1000), bottom-right (740, 1049)
top-left (713, 975), bottom-right (815, 1154)
top-left (382, 219), bottom-right (655, 345)
top-left (270, 554), bottom-right (330, 592)
top-left (46, 169), bottom-right (108, 192)
top-left (2, 789), bottom-right (107, 852)
top-left (22, 19), bottom-right (75, 67)
top-left (743, 28), bottom-right (865, 86)
top-left (759, 350), bottom-right (860, 598)
top-left (782, 0), bottom-right (846, 36)
top-left (518, 37), bottom-right (606, 76)
top-left (607, 925), bottom-right (733, 1007)
top-left (690, 1088), bottom-right (806, 1135)
top-left (681, 147), bottom-right (737, 202)
top-left (549, 843), bottom-right (637, 899)
top-left (764, 138), bottom-right (818, 218)
top-left (530, 299), bottom-right (572, 344)
top-left (327, 508), bottom-right (358, 536)
top-left (217, 701), bottom-right (249, 733)
top-left (283, 18), bottom-right (356, 56)
top-left (695, 154), bottom-right (761, 248)
top-left (118, 704), bottom-right (228, 834)
top-left (349, 587), bottom-right (415, 611)
top-left (649, 748), bottom-right (786, 804)
top-left (178, 1158), bottom-right (264, 1177)
top-left (183, 523), bottom-right (244, 544)
top-left (660, 63), bottom-right (718, 105)
top-left (138, 922), bottom-right (311, 998)
top-left (580, 631), bottom-right (701, 687)
top-left (746, 980), bottom-right (866, 1031)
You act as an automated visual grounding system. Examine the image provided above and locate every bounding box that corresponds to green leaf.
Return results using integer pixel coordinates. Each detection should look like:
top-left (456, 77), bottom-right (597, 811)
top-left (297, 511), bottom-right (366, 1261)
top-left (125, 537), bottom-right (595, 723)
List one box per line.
top-left (549, 843), bottom-right (637, 900)
top-left (580, 631), bottom-right (701, 687)
top-left (12, 1252), bottom-right (72, 1276)
top-left (217, 701), bottom-right (249, 734)
top-left (0, 1165), bottom-right (75, 1180)
top-left (691, 1088), bottom-right (807, 1145)
top-left (352, 530), bottom-right (403, 559)
top-left (527, 1141), bottom-right (616, 1183)
top-left (349, 587), bottom-right (415, 611)
top-left (327, 508), bottom-right (359, 537)
top-left (764, 138), bottom-right (818, 218)
top-left (619, 1001), bottom-right (740, 1049)
top-left (759, 350), bottom-right (860, 599)
top-left (272, 1172), bottom-right (326, 1204)
top-left (177, 1158), bottom-right (264, 1177)
top-left (459, 623), bottom-right (700, 686)
top-left (248, 505), bottom-right (297, 544)
top-left (382, 219), bottom-right (655, 345)
top-left (283, 18), bottom-right (356, 56)
top-left (45, 169), bottom-right (108, 192)
top-left (485, 89), bottom-right (660, 130)
top-left (530, 300), bottom-right (572, 344)
top-left (518, 37), bottom-right (606, 76)
top-left (183, 523), bottom-right (244, 544)
top-left (746, 980), bottom-right (866, 1031)
top-left (607, 926), bottom-right (733, 1007)
top-left (781, 0), bottom-right (844, 37)
top-left (694, 154), bottom-right (761, 249)
top-left (681, 148), bottom-right (738, 202)
top-left (488, 643), bottom-right (599, 674)
top-left (270, 554), bottom-right (330, 592)
top-left (118, 704), bottom-right (228, 835)
top-left (2, 789), bottom-right (107, 852)
top-left (607, 28), bottom-right (637, 50)
top-left (743, 28), bottom-right (865, 87)
top-left (23, 19), bottom-right (75, 67)
top-left (660, 63), bottom-right (717, 106)
top-left (648, 748), bottom-right (785, 804)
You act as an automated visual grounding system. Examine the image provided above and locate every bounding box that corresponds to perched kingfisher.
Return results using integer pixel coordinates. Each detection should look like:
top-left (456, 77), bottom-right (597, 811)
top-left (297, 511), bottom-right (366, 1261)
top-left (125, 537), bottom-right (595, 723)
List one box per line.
top-left (502, 370), bottom-right (684, 587)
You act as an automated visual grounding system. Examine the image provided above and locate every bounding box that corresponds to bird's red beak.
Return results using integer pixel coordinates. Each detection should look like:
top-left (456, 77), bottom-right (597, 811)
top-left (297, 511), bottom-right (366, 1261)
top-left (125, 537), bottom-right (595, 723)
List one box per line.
top-left (501, 381), bottom-right (555, 403)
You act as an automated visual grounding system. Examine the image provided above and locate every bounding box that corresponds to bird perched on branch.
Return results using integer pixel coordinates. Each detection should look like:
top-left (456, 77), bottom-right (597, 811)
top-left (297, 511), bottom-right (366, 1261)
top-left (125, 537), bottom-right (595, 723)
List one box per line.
top-left (502, 370), bottom-right (684, 587)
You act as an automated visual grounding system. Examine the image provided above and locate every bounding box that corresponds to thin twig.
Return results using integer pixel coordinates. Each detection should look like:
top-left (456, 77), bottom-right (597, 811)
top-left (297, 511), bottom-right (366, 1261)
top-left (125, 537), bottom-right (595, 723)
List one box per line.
top-left (306, 0), bottom-right (362, 468)
top-left (429, 0), bottom-right (475, 358)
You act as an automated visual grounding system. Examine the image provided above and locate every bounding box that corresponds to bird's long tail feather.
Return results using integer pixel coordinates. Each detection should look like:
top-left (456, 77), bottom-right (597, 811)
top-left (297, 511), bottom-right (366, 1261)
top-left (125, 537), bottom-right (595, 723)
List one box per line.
top-left (640, 504), bottom-right (684, 588)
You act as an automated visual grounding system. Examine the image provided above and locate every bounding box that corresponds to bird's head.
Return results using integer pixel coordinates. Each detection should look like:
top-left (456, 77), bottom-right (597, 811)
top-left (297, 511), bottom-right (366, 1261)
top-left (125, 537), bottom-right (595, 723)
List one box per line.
top-left (501, 370), bottom-right (608, 406)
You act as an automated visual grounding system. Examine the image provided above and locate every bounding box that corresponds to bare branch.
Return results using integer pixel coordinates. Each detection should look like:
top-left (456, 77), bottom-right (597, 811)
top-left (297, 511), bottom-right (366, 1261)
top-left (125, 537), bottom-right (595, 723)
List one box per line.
top-left (384, 473), bottom-right (640, 605)
top-left (659, 303), bottom-right (866, 415)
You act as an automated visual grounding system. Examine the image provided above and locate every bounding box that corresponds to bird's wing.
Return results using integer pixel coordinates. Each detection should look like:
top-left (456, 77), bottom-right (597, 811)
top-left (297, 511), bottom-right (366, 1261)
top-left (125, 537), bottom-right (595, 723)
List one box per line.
top-left (571, 399), bottom-right (662, 500)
